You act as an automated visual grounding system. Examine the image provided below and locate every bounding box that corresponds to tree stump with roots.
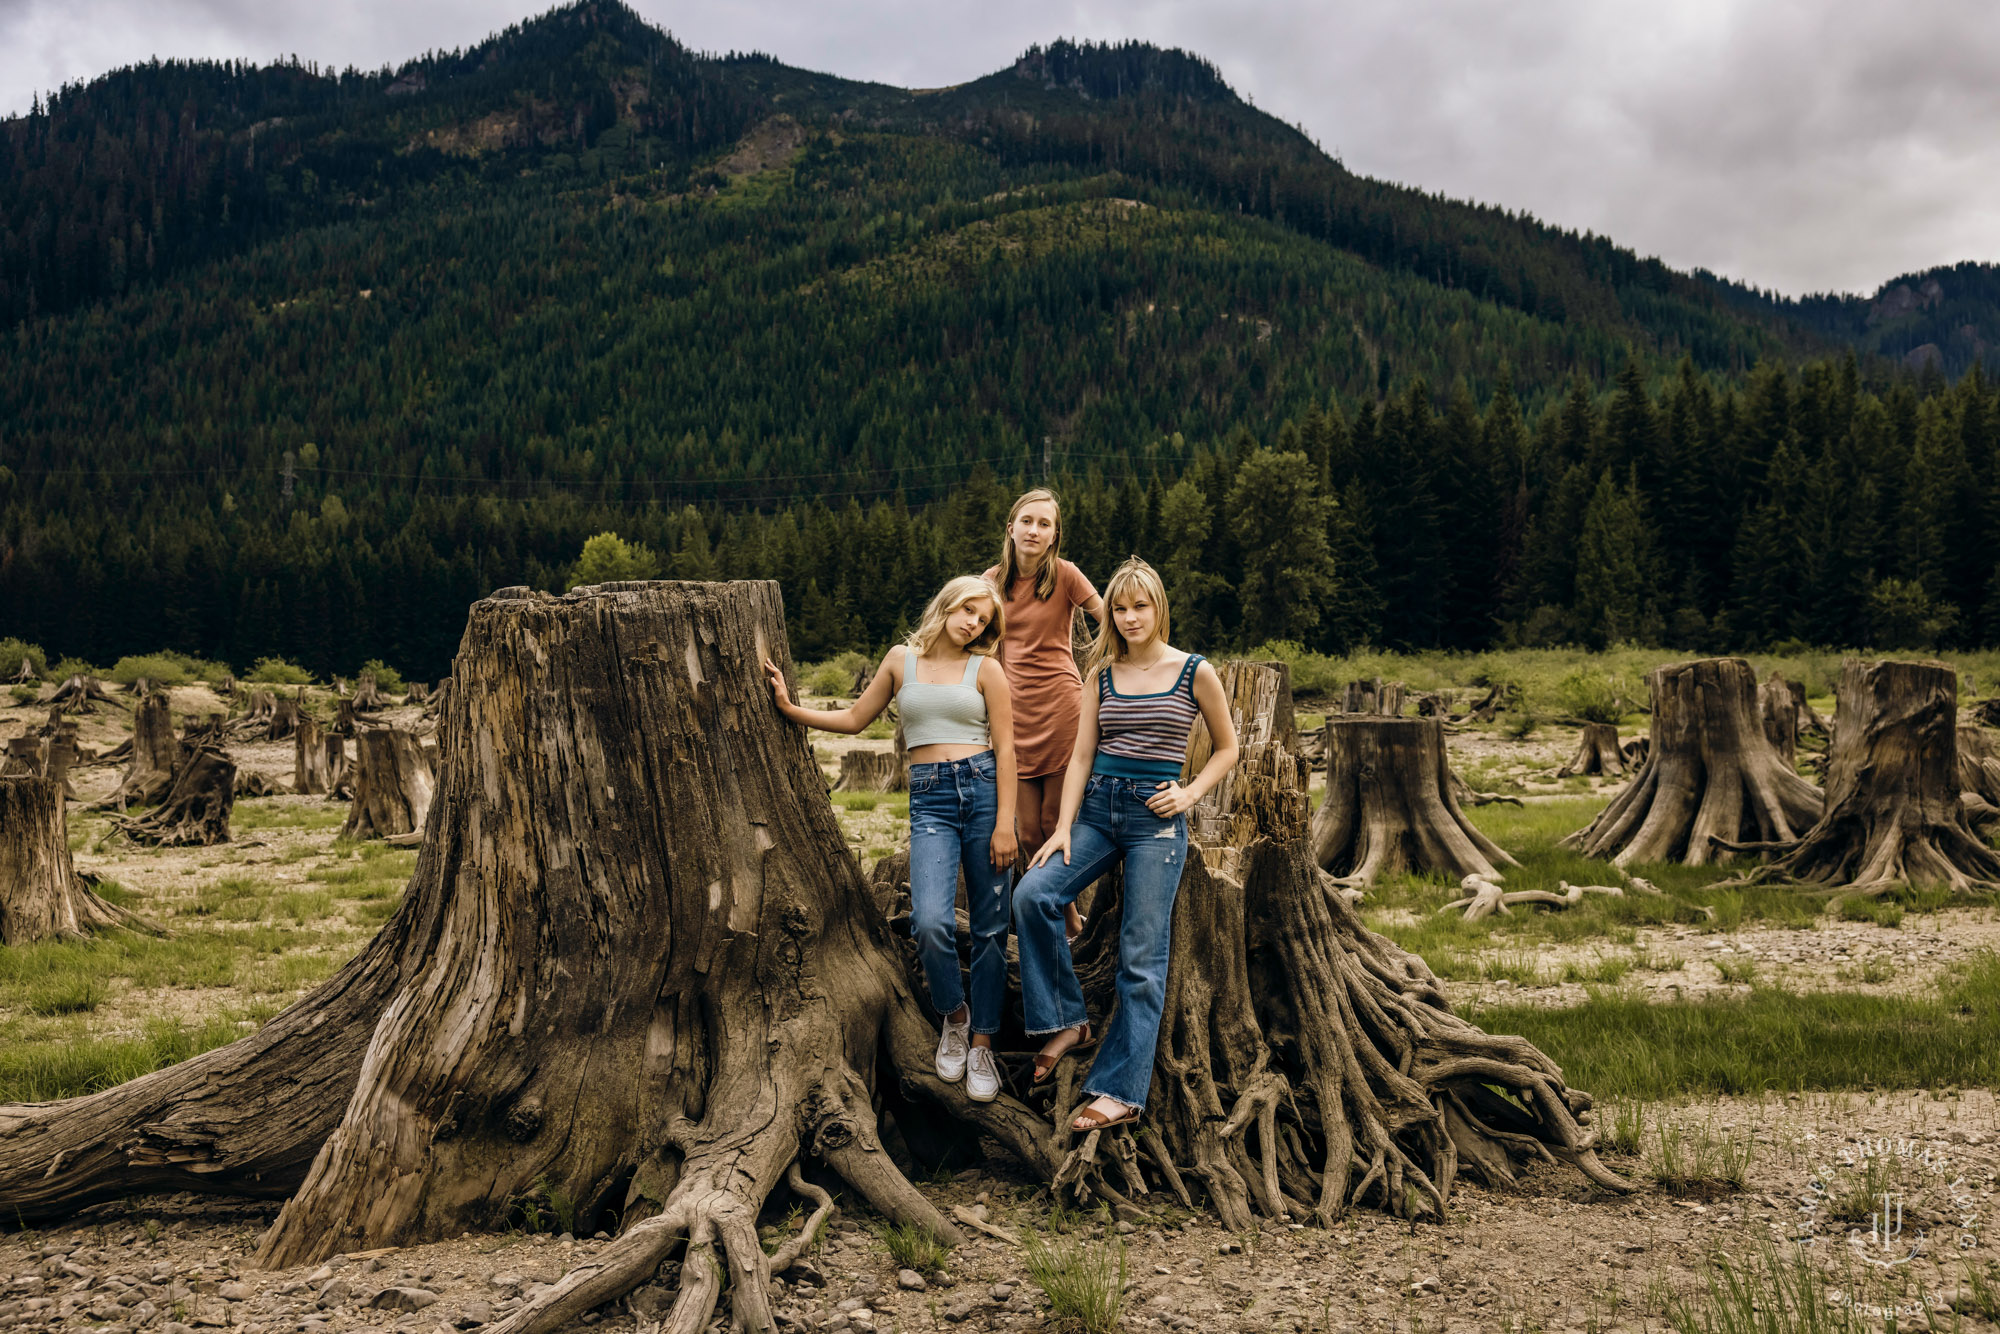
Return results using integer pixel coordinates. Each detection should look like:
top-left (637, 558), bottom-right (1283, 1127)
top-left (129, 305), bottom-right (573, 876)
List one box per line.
top-left (104, 691), bottom-right (180, 810)
top-left (1563, 658), bottom-right (1822, 868)
top-left (111, 747), bottom-right (235, 846)
top-left (48, 675), bottom-right (117, 714)
top-left (405, 681), bottom-right (430, 706)
top-left (1557, 723), bottom-right (1628, 778)
top-left (9, 657), bottom-right (36, 684)
top-left (833, 748), bottom-right (905, 793)
top-left (1311, 718), bottom-right (1519, 886)
top-left (267, 694), bottom-right (301, 742)
top-left (1725, 660), bottom-right (2000, 895)
top-left (1, 736), bottom-right (45, 777)
top-left (339, 730), bottom-right (435, 840)
top-left (2, 775), bottom-right (158, 943)
top-left (354, 673), bottom-right (386, 712)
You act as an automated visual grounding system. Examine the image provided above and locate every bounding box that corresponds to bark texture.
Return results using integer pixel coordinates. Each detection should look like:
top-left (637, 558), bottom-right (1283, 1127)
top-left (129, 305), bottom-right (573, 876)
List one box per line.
top-left (1341, 678), bottom-right (1406, 717)
top-left (353, 673), bottom-right (386, 712)
top-left (1557, 723), bottom-right (1628, 779)
top-left (1311, 719), bottom-right (1519, 886)
top-left (1562, 658), bottom-right (1823, 868)
top-left (267, 694), bottom-right (301, 742)
top-left (404, 681), bottom-right (430, 706)
top-left (293, 715), bottom-right (336, 795)
top-left (1758, 675), bottom-right (1800, 765)
top-left (1733, 660), bottom-right (2000, 895)
top-left (0, 776), bottom-right (152, 944)
top-left (833, 749), bottom-right (904, 793)
top-left (339, 730), bottom-right (434, 840)
top-left (47, 675), bottom-right (116, 714)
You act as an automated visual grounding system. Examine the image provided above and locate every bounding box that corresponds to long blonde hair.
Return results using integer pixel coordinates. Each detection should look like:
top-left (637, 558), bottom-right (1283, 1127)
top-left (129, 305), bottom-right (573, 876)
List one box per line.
top-left (906, 576), bottom-right (1006, 657)
top-left (1085, 558), bottom-right (1171, 678)
top-left (996, 488), bottom-right (1064, 601)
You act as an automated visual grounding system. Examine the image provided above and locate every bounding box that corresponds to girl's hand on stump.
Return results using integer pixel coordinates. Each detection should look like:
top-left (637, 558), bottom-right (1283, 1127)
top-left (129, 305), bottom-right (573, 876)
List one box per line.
top-left (1145, 781), bottom-right (1199, 817)
top-left (761, 658), bottom-right (793, 710)
top-left (1030, 826), bottom-right (1071, 869)
top-left (989, 824), bottom-right (1018, 871)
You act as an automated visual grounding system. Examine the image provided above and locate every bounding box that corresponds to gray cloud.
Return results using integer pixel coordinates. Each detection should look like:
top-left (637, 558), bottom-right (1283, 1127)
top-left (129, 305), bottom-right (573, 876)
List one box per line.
top-left (3, 0), bottom-right (1996, 295)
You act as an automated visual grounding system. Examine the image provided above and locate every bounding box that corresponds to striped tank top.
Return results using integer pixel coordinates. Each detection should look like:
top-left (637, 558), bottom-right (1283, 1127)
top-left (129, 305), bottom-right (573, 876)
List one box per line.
top-left (1092, 654), bottom-right (1205, 783)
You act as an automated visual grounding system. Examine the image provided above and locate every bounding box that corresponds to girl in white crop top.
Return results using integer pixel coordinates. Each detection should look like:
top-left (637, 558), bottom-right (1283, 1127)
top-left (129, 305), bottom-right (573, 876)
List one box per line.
top-left (764, 575), bottom-right (1018, 1102)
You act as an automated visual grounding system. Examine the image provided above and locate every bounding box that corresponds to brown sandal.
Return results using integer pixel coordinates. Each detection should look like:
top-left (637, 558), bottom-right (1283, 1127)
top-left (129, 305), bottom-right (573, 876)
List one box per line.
top-left (1070, 1100), bottom-right (1140, 1133)
top-left (1031, 1023), bottom-right (1096, 1084)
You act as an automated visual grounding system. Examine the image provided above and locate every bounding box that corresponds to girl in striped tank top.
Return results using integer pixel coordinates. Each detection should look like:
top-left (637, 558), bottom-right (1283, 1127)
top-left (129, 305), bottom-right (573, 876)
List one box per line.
top-left (1013, 557), bottom-right (1239, 1133)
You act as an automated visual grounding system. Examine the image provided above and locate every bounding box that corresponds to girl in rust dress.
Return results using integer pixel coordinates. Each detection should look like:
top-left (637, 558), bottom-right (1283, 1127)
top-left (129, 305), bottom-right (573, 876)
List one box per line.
top-left (984, 488), bottom-right (1102, 940)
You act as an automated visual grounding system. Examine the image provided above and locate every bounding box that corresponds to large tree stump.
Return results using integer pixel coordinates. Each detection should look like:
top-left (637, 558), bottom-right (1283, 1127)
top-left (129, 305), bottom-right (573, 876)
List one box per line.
top-left (353, 672), bottom-right (386, 712)
top-left (293, 715), bottom-right (336, 795)
top-left (48, 675), bottom-right (117, 714)
top-left (1184, 661), bottom-right (1303, 866)
top-left (1, 776), bottom-right (153, 944)
top-left (1558, 722), bottom-right (1629, 778)
top-left (1041, 736), bottom-right (1626, 1231)
top-left (1731, 660), bottom-right (2000, 895)
top-left (104, 690), bottom-right (180, 810)
top-left (340, 730), bottom-right (435, 840)
top-left (235, 689), bottom-right (276, 738)
top-left (1310, 718), bottom-right (1519, 885)
top-left (1562, 658), bottom-right (1822, 867)
top-left (833, 748), bottom-right (904, 793)
top-left (112, 746), bottom-right (235, 846)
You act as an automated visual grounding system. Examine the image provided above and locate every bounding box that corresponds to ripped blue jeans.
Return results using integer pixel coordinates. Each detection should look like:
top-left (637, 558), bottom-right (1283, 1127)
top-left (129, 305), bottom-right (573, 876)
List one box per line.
top-left (1014, 773), bottom-right (1189, 1109)
top-left (907, 750), bottom-right (1012, 1034)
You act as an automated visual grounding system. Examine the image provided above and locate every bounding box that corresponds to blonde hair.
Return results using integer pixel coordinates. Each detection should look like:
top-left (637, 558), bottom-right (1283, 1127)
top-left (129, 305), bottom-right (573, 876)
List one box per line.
top-left (1085, 557), bottom-right (1171, 678)
top-left (997, 488), bottom-right (1064, 601)
top-left (906, 576), bottom-right (1005, 657)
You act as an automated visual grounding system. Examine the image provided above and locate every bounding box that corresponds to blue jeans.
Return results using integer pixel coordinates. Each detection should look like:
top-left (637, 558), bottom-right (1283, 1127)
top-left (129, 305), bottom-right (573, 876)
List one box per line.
top-left (1014, 774), bottom-right (1189, 1109)
top-left (908, 751), bottom-right (1012, 1034)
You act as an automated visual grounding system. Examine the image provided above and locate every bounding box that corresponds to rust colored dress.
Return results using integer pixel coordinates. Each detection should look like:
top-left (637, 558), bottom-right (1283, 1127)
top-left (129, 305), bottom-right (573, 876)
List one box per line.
top-left (983, 558), bottom-right (1100, 780)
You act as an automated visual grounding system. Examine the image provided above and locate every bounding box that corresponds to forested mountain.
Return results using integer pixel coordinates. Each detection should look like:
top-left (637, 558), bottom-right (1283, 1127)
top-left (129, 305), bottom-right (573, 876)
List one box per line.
top-left (1708, 261), bottom-right (2000, 381)
top-left (1, 0), bottom-right (1994, 678)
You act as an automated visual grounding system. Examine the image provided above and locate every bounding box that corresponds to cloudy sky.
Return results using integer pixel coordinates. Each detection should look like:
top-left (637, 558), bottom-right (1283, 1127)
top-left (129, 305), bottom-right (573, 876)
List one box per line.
top-left (4, 0), bottom-right (1996, 297)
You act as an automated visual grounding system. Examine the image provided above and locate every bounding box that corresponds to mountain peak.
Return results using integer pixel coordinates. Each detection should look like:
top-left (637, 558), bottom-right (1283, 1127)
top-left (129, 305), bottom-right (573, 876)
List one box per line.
top-left (1008, 39), bottom-right (1236, 104)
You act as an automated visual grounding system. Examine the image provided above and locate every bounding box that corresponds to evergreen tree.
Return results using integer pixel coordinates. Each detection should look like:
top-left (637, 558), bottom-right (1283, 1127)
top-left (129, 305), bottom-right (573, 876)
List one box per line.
top-left (1225, 448), bottom-right (1337, 647)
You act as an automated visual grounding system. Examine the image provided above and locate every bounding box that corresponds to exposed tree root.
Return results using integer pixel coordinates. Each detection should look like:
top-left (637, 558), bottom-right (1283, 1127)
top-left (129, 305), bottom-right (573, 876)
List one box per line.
top-left (1439, 875), bottom-right (1625, 921)
top-left (1312, 718), bottom-right (1519, 885)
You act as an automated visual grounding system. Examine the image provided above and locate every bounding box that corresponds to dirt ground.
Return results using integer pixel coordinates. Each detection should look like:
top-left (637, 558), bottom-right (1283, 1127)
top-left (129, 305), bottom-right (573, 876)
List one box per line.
top-left (5, 684), bottom-right (1999, 1333)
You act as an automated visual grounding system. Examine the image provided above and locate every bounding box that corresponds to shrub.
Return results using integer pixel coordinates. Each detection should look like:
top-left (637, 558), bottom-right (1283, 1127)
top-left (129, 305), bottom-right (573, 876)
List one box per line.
top-left (246, 656), bottom-right (313, 685)
top-left (1550, 670), bottom-right (1636, 724)
top-left (801, 649), bottom-right (872, 697)
top-left (568, 531), bottom-right (661, 589)
top-left (0, 636), bottom-right (47, 677)
top-left (357, 658), bottom-right (407, 693)
top-left (48, 656), bottom-right (106, 681)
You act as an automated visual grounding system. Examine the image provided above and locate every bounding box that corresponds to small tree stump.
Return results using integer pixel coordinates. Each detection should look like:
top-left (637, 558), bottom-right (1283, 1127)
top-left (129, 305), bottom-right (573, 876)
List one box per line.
top-left (236, 690), bottom-right (276, 737)
top-left (234, 771), bottom-right (288, 798)
top-left (1341, 677), bottom-right (1405, 716)
top-left (1310, 718), bottom-right (1519, 885)
top-left (1466, 682), bottom-right (1518, 722)
top-left (267, 694), bottom-right (301, 742)
top-left (1758, 674), bottom-right (1800, 765)
top-left (404, 681), bottom-right (429, 706)
top-left (105, 690), bottom-right (179, 809)
top-left (294, 715), bottom-right (336, 795)
top-left (1558, 722), bottom-right (1629, 778)
top-left (353, 673), bottom-right (386, 712)
top-left (1563, 658), bottom-right (1822, 867)
top-left (1, 737), bottom-right (44, 777)
top-left (112, 747), bottom-right (235, 846)
top-left (9, 657), bottom-right (36, 684)
top-left (340, 730), bottom-right (435, 840)
top-left (48, 675), bottom-right (117, 714)
top-left (1, 776), bottom-right (155, 943)
top-left (45, 727), bottom-right (80, 801)
top-left (833, 748), bottom-right (904, 793)
top-left (1733, 660), bottom-right (2000, 895)
top-left (334, 698), bottom-right (358, 736)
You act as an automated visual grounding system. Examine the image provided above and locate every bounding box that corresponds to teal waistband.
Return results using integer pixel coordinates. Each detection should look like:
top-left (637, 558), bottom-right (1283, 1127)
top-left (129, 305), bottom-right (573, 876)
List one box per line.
top-left (1092, 753), bottom-right (1184, 782)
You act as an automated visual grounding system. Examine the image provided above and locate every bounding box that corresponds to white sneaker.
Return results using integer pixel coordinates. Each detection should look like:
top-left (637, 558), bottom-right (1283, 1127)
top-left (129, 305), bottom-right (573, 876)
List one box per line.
top-left (965, 1045), bottom-right (1000, 1102)
top-left (935, 1019), bottom-right (970, 1082)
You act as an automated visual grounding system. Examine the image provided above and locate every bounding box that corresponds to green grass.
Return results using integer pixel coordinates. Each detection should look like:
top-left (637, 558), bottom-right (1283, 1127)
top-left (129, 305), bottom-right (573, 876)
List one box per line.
top-left (1471, 951), bottom-right (2000, 1101)
top-left (22, 974), bottom-right (104, 1015)
top-left (233, 801), bottom-right (347, 831)
top-left (1664, 1243), bottom-right (1874, 1334)
top-left (1022, 1227), bottom-right (1125, 1334)
top-left (881, 1222), bottom-right (950, 1274)
top-left (0, 1014), bottom-right (251, 1102)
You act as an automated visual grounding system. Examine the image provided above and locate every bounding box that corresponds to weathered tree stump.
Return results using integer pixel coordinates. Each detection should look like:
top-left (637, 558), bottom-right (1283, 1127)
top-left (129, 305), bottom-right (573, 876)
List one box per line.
top-left (1758, 674), bottom-right (1800, 765)
top-left (1466, 682), bottom-right (1518, 723)
top-left (1958, 726), bottom-right (2000, 829)
top-left (334, 698), bottom-right (358, 736)
top-left (1766, 671), bottom-right (1829, 738)
top-left (1562, 659), bottom-right (1822, 868)
top-left (45, 726), bottom-right (81, 801)
top-left (1, 736), bottom-right (44, 777)
top-left (1341, 677), bottom-right (1406, 717)
top-left (112, 747), bottom-right (235, 846)
top-left (1043, 733), bottom-right (1626, 1230)
top-left (1311, 718), bottom-right (1519, 885)
top-left (217, 675), bottom-right (237, 699)
top-left (404, 681), bottom-right (430, 706)
top-left (1558, 722), bottom-right (1629, 778)
top-left (1729, 660), bottom-right (2000, 895)
top-left (293, 715), bottom-right (336, 795)
top-left (1184, 662), bottom-right (1304, 867)
top-left (48, 675), bottom-right (117, 714)
top-left (1621, 736), bottom-right (1651, 768)
top-left (9, 657), bottom-right (36, 684)
top-left (2, 775), bottom-right (155, 944)
top-left (339, 730), bottom-right (435, 841)
top-left (833, 748), bottom-right (904, 793)
top-left (235, 771), bottom-right (288, 798)
top-left (353, 673), bottom-right (386, 712)
top-left (104, 690), bottom-right (180, 810)
top-left (267, 694), bottom-right (301, 742)
top-left (235, 690), bottom-right (276, 738)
